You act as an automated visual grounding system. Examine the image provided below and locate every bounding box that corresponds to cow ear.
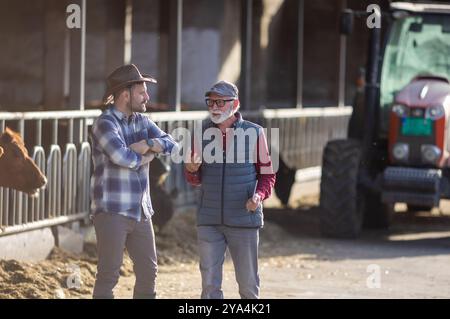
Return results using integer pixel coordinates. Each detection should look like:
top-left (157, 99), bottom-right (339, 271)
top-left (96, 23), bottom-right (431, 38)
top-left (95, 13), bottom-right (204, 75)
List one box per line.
top-left (12, 145), bottom-right (25, 159)
top-left (0, 146), bottom-right (4, 157)
top-left (0, 128), bottom-right (13, 144)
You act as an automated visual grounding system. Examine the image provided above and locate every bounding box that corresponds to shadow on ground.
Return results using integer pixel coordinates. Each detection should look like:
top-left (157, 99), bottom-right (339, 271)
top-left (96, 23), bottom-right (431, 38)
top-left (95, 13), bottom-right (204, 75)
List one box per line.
top-left (262, 203), bottom-right (450, 261)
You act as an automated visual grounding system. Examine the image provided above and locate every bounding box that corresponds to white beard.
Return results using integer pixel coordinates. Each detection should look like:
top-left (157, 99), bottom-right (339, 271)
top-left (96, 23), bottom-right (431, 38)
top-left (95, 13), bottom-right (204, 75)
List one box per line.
top-left (209, 105), bottom-right (234, 124)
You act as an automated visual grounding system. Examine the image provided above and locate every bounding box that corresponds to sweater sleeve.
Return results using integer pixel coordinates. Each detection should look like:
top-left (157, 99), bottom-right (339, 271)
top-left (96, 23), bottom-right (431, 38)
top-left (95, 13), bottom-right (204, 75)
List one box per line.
top-left (254, 129), bottom-right (276, 200)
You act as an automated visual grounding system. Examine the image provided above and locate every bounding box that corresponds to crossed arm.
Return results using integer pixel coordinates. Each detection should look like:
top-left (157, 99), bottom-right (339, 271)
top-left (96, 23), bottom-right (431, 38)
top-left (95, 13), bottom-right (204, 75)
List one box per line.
top-left (130, 118), bottom-right (178, 157)
top-left (93, 118), bottom-right (177, 169)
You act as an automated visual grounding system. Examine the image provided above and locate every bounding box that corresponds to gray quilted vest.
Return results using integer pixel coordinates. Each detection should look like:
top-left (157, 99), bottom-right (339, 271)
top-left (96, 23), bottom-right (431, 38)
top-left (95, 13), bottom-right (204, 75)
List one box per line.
top-left (197, 113), bottom-right (263, 228)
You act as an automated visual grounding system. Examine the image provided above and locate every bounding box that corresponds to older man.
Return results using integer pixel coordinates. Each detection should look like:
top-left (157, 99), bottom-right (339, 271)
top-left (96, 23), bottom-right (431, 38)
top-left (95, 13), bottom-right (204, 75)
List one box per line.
top-left (90, 64), bottom-right (177, 299)
top-left (185, 80), bottom-right (276, 299)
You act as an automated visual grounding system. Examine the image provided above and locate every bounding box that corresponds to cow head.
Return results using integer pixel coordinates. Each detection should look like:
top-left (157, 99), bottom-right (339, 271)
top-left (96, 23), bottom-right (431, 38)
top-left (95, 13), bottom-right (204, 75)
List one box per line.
top-left (0, 127), bottom-right (47, 196)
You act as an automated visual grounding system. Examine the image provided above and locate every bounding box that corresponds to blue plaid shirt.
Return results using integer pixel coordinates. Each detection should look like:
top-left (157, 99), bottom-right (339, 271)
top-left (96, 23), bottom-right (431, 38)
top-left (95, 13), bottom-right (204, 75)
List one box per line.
top-left (90, 106), bottom-right (177, 221)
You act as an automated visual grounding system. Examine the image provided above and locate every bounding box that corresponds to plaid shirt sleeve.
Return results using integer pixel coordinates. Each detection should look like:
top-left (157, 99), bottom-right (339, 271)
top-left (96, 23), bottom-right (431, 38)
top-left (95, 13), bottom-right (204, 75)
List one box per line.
top-left (92, 117), bottom-right (142, 169)
top-left (145, 117), bottom-right (178, 155)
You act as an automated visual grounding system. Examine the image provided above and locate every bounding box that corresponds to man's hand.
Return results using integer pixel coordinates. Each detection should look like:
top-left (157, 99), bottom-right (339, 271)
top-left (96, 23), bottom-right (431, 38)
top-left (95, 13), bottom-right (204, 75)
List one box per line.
top-left (140, 152), bottom-right (155, 165)
top-left (185, 152), bottom-right (202, 173)
top-left (246, 193), bottom-right (262, 212)
top-left (148, 139), bottom-right (164, 153)
top-left (130, 140), bottom-right (150, 155)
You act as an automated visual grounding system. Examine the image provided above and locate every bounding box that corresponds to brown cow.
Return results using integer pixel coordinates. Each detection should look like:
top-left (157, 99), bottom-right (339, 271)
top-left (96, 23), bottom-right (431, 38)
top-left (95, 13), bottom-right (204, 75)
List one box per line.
top-left (0, 127), bottom-right (47, 196)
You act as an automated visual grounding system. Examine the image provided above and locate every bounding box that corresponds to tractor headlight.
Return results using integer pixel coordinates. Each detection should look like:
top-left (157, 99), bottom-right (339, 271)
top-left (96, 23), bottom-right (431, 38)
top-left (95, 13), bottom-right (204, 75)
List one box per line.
top-left (392, 104), bottom-right (408, 117)
top-left (421, 145), bottom-right (442, 164)
top-left (425, 105), bottom-right (445, 120)
top-left (392, 143), bottom-right (409, 161)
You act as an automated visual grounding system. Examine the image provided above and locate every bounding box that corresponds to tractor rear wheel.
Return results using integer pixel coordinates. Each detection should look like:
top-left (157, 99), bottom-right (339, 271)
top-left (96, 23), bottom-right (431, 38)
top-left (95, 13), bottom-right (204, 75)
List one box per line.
top-left (320, 139), bottom-right (364, 238)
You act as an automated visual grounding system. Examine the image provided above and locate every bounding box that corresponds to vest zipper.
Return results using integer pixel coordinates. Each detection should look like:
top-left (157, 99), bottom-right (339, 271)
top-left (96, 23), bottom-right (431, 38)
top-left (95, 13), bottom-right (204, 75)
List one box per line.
top-left (221, 148), bottom-right (225, 225)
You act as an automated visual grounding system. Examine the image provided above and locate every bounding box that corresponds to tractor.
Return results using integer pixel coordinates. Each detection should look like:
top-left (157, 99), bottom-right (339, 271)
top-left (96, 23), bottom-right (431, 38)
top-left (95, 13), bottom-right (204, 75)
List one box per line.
top-left (320, 1), bottom-right (450, 238)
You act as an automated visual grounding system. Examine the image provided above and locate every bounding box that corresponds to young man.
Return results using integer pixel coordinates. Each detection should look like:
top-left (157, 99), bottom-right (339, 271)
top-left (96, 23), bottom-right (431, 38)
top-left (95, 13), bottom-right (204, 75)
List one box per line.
top-left (185, 80), bottom-right (276, 299)
top-left (90, 64), bottom-right (177, 299)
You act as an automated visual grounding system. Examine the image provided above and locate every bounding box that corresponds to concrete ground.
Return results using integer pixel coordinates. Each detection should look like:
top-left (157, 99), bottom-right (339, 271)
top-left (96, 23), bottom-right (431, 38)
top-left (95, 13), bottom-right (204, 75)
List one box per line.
top-left (2, 177), bottom-right (450, 299)
top-left (111, 180), bottom-right (450, 299)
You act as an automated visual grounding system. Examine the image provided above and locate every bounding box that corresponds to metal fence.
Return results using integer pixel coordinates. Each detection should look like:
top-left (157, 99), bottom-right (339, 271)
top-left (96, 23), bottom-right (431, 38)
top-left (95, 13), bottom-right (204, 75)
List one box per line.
top-left (0, 106), bottom-right (351, 236)
top-left (0, 110), bottom-right (100, 236)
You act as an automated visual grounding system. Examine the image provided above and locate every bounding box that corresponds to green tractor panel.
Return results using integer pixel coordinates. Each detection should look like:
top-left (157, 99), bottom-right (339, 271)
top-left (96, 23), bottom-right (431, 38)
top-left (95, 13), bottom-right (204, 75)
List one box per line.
top-left (320, 1), bottom-right (450, 238)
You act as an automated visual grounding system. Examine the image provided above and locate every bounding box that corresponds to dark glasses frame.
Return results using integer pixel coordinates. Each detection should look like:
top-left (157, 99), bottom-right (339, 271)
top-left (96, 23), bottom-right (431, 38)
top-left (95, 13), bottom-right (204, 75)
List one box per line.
top-left (205, 98), bottom-right (235, 108)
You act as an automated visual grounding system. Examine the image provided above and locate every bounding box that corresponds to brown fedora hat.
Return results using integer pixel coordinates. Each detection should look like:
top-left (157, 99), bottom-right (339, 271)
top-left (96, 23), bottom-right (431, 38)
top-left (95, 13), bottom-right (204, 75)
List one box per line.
top-left (103, 64), bottom-right (157, 104)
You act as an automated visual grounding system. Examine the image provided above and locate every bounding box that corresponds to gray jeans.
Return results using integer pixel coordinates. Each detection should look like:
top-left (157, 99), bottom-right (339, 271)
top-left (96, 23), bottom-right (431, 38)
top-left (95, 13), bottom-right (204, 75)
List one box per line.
top-left (93, 212), bottom-right (157, 299)
top-left (197, 225), bottom-right (260, 299)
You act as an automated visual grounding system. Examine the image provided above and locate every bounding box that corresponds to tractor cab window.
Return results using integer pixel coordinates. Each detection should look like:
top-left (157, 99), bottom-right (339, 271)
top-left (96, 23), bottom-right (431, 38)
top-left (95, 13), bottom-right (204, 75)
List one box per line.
top-left (380, 14), bottom-right (450, 133)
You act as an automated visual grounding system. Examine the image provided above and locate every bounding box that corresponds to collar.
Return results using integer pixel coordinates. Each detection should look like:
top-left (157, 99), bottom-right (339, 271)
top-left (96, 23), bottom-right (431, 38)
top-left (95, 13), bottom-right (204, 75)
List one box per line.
top-left (231, 111), bottom-right (244, 128)
top-left (110, 105), bottom-right (135, 123)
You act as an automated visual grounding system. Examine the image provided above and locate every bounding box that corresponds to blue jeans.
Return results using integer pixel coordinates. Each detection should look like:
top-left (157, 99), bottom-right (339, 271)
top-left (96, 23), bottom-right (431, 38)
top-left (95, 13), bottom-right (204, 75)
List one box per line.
top-left (197, 225), bottom-right (260, 299)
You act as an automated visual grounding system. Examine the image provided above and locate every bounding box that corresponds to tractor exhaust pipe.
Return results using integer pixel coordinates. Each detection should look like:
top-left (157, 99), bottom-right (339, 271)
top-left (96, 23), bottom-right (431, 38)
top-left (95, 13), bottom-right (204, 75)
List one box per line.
top-left (362, 20), bottom-right (381, 162)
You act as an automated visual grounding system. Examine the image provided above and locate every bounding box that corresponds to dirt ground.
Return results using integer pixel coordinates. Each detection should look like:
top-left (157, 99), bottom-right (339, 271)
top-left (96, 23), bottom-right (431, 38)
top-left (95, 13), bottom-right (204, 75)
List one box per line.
top-left (1, 181), bottom-right (450, 299)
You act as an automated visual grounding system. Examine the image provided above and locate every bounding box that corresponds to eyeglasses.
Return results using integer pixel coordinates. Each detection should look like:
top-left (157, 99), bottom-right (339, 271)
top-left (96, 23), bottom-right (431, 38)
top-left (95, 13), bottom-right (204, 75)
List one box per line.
top-left (205, 98), bottom-right (235, 108)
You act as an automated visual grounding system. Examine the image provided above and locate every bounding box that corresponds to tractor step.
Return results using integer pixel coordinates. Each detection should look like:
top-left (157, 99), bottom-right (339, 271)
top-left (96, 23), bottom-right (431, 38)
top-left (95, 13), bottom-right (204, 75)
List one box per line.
top-left (381, 167), bottom-right (441, 206)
